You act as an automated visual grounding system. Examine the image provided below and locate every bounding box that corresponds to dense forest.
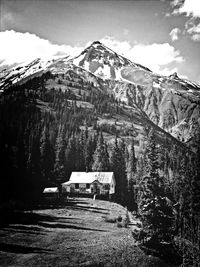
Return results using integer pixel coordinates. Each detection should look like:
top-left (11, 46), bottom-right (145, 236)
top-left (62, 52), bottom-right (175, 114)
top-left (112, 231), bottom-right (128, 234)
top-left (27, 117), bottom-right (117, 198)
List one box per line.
top-left (0, 71), bottom-right (200, 265)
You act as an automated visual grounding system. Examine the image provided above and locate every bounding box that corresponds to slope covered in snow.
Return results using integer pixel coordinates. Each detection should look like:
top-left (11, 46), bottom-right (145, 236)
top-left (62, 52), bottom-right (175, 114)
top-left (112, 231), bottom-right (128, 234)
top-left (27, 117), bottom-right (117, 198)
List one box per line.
top-left (73, 41), bottom-right (151, 82)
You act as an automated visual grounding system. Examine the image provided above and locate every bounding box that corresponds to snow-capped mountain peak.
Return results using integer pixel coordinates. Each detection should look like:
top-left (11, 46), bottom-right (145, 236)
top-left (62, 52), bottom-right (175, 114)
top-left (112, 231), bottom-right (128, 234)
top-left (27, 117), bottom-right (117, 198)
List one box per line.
top-left (72, 40), bottom-right (151, 81)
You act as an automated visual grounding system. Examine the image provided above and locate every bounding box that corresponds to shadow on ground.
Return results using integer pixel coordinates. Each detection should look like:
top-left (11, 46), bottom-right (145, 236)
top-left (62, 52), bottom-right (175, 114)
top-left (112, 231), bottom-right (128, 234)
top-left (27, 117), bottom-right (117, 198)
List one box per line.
top-left (0, 198), bottom-right (109, 235)
top-left (0, 243), bottom-right (52, 254)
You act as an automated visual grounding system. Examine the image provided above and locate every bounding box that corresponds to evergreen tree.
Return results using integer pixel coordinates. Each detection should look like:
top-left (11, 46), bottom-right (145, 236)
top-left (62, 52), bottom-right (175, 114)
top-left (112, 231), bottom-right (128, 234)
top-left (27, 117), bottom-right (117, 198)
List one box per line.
top-left (76, 131), bottom-right (86, 171)
top-left (139, 128), bottom-right (174, 241)
top-left (110, 137), bottom-right (128, 205)
top-left (92, 132), bottom-right (110, 171)
top-left (65, 133), bottom-right (77, 178)
top-left (127, 139), bottom-right (137, 211)
top-left (84, 135), bottom-right (94, 171)
top-left (26, 123), bottom-right (42, 199)
top-left (54, 124), bottom-right (66, 184)
top-left (40, 126), bottom-right (55, 183)
top-left (191, 134), bottom-right (200, 217)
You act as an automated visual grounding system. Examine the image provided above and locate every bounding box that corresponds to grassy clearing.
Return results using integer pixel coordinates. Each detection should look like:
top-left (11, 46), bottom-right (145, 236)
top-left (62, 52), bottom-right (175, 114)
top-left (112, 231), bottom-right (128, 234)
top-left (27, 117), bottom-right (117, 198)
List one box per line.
top-left (0, 198), bottom-right (175, 266)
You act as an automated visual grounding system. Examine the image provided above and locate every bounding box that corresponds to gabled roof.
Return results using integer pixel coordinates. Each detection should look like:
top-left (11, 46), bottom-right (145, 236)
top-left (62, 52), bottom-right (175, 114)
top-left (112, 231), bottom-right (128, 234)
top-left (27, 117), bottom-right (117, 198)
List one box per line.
top-left (91, 179), bottom-right (102, 185)
top-left (63, 172), bottom-right (114, 185)
top-left (43, 187), bottom-right (59, 193)
top-left (62, 181), bottom-right (71, 186)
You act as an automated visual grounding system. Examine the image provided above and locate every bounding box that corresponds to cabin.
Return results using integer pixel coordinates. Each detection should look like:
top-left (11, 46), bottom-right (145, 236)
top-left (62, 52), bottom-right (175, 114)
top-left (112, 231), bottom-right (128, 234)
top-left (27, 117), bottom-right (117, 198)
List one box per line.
top-left (62, 172), bottom-right (115, 198)
top-left (43, 187), bottom-right (59, 201)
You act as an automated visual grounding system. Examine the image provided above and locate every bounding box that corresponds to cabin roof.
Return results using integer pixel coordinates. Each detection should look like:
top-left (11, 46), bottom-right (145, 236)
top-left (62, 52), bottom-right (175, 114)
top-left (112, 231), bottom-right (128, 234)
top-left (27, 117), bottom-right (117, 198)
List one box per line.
top-left (43, 187), bottom-right (59, 193)
top-left (62, 172), bottom-right (114, 185)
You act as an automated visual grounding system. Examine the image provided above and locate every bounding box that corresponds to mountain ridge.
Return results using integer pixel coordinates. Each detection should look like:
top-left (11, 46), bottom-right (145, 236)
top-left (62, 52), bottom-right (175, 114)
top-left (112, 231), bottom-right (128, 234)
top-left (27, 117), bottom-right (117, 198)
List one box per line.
top-left (0, 40), bottom-right (200, 144)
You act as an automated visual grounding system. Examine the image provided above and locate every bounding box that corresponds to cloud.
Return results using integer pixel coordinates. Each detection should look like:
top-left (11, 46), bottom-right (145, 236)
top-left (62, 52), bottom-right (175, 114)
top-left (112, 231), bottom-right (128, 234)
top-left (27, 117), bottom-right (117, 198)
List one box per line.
top-left (0, 30), bottom-right (83, 66)
top-left (186, 22), bottom-right (200, 41)
top-left (100, 36), bottom-right (184, 74)
top-left (169, 28), bottom-right (181, 41)
top-left (100, 36), bottom-right (132, 56)
top-left (172, 0), bottom-right (200, 17)
top-left (123, 28), bottom-right (129, 36)
top-left (191, 34), bottom-right (200, 41)
top-left (158, 67), bottom-right (178, 76)
top-left (169, 0), bottom-right (200, 41)
top-left (0, 32), bottom-right (185, 77)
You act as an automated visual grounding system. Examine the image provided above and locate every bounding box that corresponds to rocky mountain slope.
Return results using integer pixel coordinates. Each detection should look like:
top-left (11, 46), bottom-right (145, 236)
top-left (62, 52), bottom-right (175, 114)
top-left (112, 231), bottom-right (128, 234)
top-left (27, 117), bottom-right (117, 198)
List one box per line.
top-left (1, 41), bottom-right (200, 144)
top-left (71, 41), bottom-right (200, 143)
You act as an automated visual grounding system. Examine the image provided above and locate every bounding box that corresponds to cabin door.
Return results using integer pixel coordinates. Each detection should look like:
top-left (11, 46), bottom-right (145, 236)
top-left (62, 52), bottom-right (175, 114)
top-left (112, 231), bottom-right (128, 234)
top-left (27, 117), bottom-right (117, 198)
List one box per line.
top-left (93, 183), bottom-right (100, 195)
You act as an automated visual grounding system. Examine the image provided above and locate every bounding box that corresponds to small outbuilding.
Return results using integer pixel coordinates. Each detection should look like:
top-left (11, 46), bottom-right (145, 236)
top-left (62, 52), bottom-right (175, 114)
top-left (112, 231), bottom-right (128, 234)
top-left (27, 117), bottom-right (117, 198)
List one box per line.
top-left (62, 172), bottom-right (115, 197)
top-left (43, 187), bottom-right (59, 200)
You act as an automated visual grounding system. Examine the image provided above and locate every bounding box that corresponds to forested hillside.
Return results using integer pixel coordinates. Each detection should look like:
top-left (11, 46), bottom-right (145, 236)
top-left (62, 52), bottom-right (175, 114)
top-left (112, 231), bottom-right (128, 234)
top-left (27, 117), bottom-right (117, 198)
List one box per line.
top-left (0, 70), bottom-right (193, 203)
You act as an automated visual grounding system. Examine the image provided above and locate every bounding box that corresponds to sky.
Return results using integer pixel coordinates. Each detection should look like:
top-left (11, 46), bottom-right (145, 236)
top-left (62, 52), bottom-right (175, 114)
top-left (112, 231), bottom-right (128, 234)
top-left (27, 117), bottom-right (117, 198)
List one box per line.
top-left (0, 0), bottom-right (200, 82)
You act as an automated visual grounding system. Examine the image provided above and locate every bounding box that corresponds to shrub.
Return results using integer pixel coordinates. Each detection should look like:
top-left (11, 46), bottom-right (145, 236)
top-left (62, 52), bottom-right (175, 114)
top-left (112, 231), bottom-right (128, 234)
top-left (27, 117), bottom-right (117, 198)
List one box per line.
top-left (122, 219), bottom-right (128, 228)
top-left (117, 221), bottom-right (123, 228)
top-left (104, 215), bottom-right (117, 223)
top-left (117, 215), bottom-right (122, 222)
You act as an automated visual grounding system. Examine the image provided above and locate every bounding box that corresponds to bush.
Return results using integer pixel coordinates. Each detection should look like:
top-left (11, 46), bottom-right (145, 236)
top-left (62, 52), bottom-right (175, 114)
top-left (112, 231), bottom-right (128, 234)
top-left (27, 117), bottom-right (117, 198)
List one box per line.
top-left (117, 221), bottom-right (123, 228)
top-left (117, 215), bottom-right (122, 222)
top-left (104, 215), bottom-right (117, 223)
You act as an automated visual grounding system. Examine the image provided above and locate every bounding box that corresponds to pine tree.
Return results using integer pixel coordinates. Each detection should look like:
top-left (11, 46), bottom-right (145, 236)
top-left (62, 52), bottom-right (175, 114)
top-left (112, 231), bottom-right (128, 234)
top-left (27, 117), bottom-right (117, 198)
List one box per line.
top-left (65, 133), bottom-right (77, 177)
top-left (40, 126), bottom-right (55, 183)
top-left (127, 139), bottom-right (137, 211)
top-left (76, 131), bottom-right (86, 171)
top-left (92, 132), bottom-right (110, 171)
top-left (139, 128), bottom-right (174, 241)
top-left (191, 134), bottom-right (200, 217)
top-left (110, 137), bottom-right (128, 205)
top-left (26, 123), bottom-right (42, 199)
top-left (84, 135), bottom-right (94, 171)
top-left (54, 124), bottom-right (66, 185)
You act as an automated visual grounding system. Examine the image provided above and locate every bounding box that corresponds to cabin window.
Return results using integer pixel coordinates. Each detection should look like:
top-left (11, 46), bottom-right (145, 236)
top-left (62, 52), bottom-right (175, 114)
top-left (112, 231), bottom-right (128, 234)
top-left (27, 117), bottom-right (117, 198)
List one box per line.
top-left (104, 184), bottom-right (110, 190)
top-left (86, 183), bottom-right (90, 189)
top-left (75, 183), bottom-right (79, 189)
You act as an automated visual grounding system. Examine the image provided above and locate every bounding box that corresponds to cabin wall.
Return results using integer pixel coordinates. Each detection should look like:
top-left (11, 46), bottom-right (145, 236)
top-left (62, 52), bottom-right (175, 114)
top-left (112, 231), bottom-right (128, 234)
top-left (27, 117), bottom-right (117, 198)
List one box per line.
top-left (43, 192), bottom-right (59, 200)
top-left (70, 183), bottom-right (91, 194)
top-left (110, 176), bottom-right (116, 194)
top-left (99, 184), bottom-right (110, 195)
top-left (68, 183), bottom-right (111, 195)
top-left (62, 173), bottom-right (116, 196)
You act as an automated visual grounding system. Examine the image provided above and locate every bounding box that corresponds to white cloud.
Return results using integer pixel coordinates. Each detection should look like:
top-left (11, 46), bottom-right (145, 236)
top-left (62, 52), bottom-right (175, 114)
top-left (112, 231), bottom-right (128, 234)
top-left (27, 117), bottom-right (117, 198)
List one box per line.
top-left (158, 67), bottom-right (178, 76)
top-left (173, 0), bottom-right (200, 17)
top-left (169, 0), bottom-right (200, 42)
top-left (184, 20), bottom-right (200, 41)
top-left (100, 36), bottom-right (132, 56)
top-left (0, 30), bottom-right (83, 66)
top-left (169, 28), bottom-right (181, 41)
top-left (100, 36), bottom-right (184, 74)
top-left (0, 32), bottom-right (185, 77)
top-left (187, 22), bottom-right (200, 35)
top-left (191, 34), bottom-right (200, 41)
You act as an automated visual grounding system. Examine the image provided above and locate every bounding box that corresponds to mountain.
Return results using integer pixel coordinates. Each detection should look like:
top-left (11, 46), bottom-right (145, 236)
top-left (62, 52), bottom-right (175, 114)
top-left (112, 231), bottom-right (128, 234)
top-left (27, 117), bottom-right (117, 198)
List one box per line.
top-left (73, 41), bottom-right (151, 80)
top-left (71, 41), bottom-right (200, 143)
top-left (1, 40), bottom-right (200, 146)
